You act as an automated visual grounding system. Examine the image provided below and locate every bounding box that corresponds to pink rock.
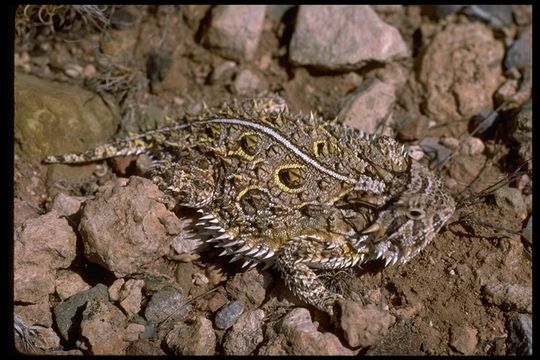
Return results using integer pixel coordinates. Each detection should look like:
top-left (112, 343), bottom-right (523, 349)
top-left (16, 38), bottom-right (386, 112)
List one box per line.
top-left (80, 299), bottom-right (127, 355)
top-left (79, 177), bottom-right (182, 277)
top-left (338, 300), bottom-right (395, 348)
top-left (14, 211), bottom-right (77, 303)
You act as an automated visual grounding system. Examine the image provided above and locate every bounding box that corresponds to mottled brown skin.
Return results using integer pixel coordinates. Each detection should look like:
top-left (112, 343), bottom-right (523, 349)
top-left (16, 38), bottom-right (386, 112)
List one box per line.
top-left (44, 95), bottom-right (455, 314)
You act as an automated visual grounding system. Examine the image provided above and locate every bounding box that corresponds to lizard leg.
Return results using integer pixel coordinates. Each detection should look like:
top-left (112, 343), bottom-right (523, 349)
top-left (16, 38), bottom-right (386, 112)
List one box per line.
top-left (276, 234), bottom-right (367, 314)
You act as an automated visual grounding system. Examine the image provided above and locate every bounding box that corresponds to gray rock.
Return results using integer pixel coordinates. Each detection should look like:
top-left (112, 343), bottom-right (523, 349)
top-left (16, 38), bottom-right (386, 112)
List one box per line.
top-left (144, 287), bottom-right (186, 323)
top-left (215, 300), bottom-right (245, 330)
top-left (14, 71), bottom-right (117, 161)
top-left (419, 137), bottom-right (453, 165)
top-left (203, 5), bottom-right (267, 62)
top-left (430, 5), bottom-right (513, 30)
top-left (522, 215), bottom-right (532, 245)
top-left (289, 5), bottom-right (408, 71)
top-left (507, 313), bottom-right (532, 356)
top-left (166, 316), bottom-right (216, 355)
top-left (53, 283), bottom-right (109, 343)
top-left (429, 5), bottom-right (465, 18)
top-left (505, 26), bottom-right (532, 71)
top-left (223, 309), bottom-right (265, 355)
top-left (462, 5), bottom-right (513, 30)
top-left (79, 177), bottom-right (181, 277)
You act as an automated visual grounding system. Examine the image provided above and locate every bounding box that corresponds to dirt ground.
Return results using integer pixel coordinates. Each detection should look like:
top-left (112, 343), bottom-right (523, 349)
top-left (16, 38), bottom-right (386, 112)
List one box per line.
top-left (13, 5), bottom-right (532, 355)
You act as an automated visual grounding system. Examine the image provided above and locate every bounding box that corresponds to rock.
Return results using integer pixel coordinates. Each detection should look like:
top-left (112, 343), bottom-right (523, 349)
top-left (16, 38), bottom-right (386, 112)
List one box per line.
top-left (174, 262), bottom-right (193, 295)
top-left (144, 286), bottom-right (186, 323)
top-left (493, 187), bottom-right (528, 221)
top-left (215, 300), bottom-right (245, 330)
top-left (53, 283), bottom-right (109, 343)
top-left (259, 308), bottom-right (355, 355)
top-left (505, 25), bottom-right (532, 74)
top-left (223, 309), bottom-right (265, 355)
top-left (15, 298), bottom-right (53, 328)
top-left (522, 216), bottom-right (532, 245)
top-left (80, 299), bottom-right (127, 355)
top-left (13, 198), bottom-right (39, 229)
top-left (99, 28), bottom-right (138, 61)
top-left (429, 5), bottom-right (513, 30)
top-left (289, 5), bottom-right (408, 71)
top-left (419, 22), bottom-right (504, 122)
top-left (126, 339), bottom-right (167, 355)
top-left (407, 145), bottom-right (425, 161)
top-left (506, 313), bottom-right (532, 356)
top-left (203, 5), bottom-right (267, 62)
top-left (371, 5), bottom-right (403, 13)
top-left (449, 325), bottom-right (478, 354)
top-left (232, 68), bottom-right (263, 95)
top-left (55, 270), bottom-right (91, 301)
top-left (225, 268), bottom-right (269, 309)
top-left (118, 279), bottom-right (145, 316)
top-left (331, 78), bottom-right (396, 134)
top-left (14, 71), bottom-right (117, 161)
top-left (207, 289), bottom-right (229, 312)
top-left (512, 5), bottom-right (532, 26)
top-left (123, 323), bottom-right (145, 342)
top-left (462, 5), bottom-right (513, 30)
top-left (49, 193), bottom-right (86, 217)
top-left (397, 114), bottom-right (430, 141)
top-left (461, 137), bottom-right (485, 156)
top-left (419, 137), bottom-right (453, 165)
top-left (268, 5), bottom-right (295, 20)
top-left (14, 211), bottom-right (77, 303)
top-left (482, 282), bottom-right (532, 313)
top-left (429, 5), bottom-right (465, 18)
top-left (209, 60), bottom-right (236, 84)
top-left (166, 316), bottom-right (216, 355)
top-left (338, 300), bottom-right (395, 348)
top-left (79, 177), bottom-right (182, 277)
top-left (108, 279), bottom-right (125, 302)
top-left (445, 154), bottom-right (486, 193)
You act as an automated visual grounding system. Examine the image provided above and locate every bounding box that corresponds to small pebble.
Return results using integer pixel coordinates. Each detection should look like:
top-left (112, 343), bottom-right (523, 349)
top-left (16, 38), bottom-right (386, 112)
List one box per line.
top-left (214, 300), bottom-right (245, 330)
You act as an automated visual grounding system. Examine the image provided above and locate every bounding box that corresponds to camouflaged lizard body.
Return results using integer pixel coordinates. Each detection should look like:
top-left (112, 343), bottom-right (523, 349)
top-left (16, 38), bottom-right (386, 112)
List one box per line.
top-left (44, 94), bottom-right (455, 314)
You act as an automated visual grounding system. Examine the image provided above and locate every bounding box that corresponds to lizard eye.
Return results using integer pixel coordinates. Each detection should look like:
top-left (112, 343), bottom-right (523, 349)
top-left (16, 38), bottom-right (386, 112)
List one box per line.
top-left (407, 208), bottom-right (425, 220)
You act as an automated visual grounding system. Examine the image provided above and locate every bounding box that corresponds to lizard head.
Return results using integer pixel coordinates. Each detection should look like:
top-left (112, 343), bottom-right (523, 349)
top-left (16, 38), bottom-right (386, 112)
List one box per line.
top-left (352, 161), bottom-right (455, 266)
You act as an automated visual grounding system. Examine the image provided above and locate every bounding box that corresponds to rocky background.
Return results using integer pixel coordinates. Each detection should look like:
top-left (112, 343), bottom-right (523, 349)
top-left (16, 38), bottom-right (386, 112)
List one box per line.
top-left (13, 5), bottom-right (531, 355)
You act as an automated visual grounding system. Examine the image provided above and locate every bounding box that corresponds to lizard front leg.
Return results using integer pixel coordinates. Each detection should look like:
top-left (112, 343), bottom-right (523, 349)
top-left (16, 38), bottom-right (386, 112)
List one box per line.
top-left (276, 234), bottom-right (367, 314)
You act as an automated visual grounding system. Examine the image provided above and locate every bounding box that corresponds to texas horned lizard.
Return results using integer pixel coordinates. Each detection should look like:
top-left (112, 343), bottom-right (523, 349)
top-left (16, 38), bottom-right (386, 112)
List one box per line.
top-left (44, 94), bottom-right (455, 314)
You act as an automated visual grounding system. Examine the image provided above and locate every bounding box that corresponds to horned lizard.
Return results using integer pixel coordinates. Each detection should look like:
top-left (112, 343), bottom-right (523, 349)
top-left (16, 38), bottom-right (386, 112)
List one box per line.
top-left (44, 94), bottom-right (455, 314)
